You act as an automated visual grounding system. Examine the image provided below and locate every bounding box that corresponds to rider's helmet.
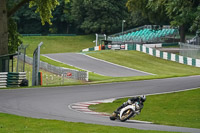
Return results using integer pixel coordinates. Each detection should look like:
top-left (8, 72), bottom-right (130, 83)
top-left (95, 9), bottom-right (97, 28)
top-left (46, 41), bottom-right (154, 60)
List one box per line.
top-left (140, 95), bottom-right (146, 102)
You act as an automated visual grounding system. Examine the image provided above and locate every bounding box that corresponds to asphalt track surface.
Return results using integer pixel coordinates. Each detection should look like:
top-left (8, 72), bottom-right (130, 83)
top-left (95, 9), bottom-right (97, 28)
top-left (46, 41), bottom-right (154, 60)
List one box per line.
top-left (44, 53), bottom-right (151, 77)
top-left (0, 76), bottom-right (200, 133)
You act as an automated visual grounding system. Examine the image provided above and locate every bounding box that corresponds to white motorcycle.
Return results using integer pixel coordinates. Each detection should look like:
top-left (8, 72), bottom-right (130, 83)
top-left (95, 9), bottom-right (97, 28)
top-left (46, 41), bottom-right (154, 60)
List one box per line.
top-left (110, 102), bottom-right (140, 122)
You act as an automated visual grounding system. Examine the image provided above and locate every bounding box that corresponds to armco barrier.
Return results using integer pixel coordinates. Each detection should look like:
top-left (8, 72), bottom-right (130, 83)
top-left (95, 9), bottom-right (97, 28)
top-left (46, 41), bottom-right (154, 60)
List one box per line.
top-left (0, 72), bottom-right (8, 88)
top-left (0, 72), bottom-right (27, 88)
top-left (7, 72), bottom-right (26, 87)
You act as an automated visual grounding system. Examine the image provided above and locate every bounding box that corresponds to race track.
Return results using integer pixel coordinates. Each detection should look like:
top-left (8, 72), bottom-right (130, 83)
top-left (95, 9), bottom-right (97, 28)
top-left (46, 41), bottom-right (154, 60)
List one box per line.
top-left (44, 53), bottom-right (151, 77)
top-left (0, 76), bottom-right (200, 133)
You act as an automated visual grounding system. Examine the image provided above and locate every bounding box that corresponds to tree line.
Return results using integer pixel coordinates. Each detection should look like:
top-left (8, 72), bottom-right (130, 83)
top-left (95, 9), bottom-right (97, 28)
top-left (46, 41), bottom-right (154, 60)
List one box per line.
top-left (0, 0), bottom-right (199, 55)
top-left (13, 0), bottom-right (135, 35)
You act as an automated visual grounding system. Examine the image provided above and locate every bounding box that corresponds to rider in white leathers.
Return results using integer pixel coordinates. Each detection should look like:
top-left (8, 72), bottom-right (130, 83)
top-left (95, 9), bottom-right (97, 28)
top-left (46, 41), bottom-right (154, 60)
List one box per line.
top-left (114, 95), bottom-right (146, 115)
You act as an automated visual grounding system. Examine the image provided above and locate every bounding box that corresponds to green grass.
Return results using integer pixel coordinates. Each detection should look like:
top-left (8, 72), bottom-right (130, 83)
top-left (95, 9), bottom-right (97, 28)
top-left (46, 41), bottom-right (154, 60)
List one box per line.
top-left (0, 113), bottom-right (178, 133)
top-left (87, 50), bottom-right (200, 76)
top-left (89, 88), bottom-right (200, 129)
top-left (22, 35), bottom-right (95, 55)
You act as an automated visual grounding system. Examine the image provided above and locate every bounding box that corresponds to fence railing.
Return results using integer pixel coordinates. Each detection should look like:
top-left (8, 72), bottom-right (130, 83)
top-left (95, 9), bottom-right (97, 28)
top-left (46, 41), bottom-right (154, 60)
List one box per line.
top-left (24, 55), bottom-right (88, 82)
top-left (186, 36), bottom-right (200, 45)
top-left (179, 43), bottom-right (200, 59)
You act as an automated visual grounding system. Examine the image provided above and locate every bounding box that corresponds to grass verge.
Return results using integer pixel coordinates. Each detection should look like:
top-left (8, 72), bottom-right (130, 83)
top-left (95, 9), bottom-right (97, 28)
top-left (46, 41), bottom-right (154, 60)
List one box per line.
top-left (89, 88), bottom-right (200, 129)
top-left (0, 113), bottom-right (178, 133)
top-left (22, 35), bottom-right (95, 55)
top-left (87, 50), bottom-right (200, 76)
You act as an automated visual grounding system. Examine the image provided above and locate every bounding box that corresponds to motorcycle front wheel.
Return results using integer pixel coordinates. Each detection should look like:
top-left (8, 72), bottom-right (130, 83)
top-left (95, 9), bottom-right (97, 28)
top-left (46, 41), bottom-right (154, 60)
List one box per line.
top-left (110, 112), bottom-right (117, 120)
top-left (120, 109), bottom-right (134, 122)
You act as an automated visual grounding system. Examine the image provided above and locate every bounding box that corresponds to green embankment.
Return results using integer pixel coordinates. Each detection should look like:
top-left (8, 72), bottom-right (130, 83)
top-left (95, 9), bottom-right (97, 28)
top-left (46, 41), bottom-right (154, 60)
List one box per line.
top-left (22, 35), bottom-right (95, 55)
top-left (0, 113), bottom-right (178, 133)
top-left (89, 88), bottom-right (200, 129)
top-left (85, 50), bottom-right (200, 83)
top-left (87, 50), bottom-right (200, 76)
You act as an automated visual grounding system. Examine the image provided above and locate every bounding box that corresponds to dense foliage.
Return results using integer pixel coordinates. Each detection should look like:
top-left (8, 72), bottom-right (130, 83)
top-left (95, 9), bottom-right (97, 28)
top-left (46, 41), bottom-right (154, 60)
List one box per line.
top-left (8, 18), bottom-right (22, 53)
top-left (13, 0), bottom-right (134, 34)
top-left (126, 0), bottom-right (200, 42)
top-left (13, 1), bottom-right (75, 34)
top-left (71, 0), bottom-right (130, 34)
top-left (1, 0), bottom-right (200, 55)
top-left (12, 0), bottom-right (200, 35)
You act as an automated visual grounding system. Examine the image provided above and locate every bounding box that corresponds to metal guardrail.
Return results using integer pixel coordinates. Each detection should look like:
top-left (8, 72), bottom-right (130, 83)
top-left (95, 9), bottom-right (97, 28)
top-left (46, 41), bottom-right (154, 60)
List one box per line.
top-left (24, 55), bottom-right (88, 81)
top-left (0, 72), bottom-right (7, 88)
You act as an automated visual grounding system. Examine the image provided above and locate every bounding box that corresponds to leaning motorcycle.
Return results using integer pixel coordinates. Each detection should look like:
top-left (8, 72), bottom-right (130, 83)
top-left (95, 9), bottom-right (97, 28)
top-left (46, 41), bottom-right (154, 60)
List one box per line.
top-left (110, 102), bottom-right (140, 122)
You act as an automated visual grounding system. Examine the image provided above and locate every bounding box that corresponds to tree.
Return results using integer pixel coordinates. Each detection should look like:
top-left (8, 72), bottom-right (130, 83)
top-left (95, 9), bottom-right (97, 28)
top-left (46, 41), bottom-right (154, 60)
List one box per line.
top-left (163, 0), bottom-right (200, 42)
top-left (127, 0), bottom-right (200, 42)
top-left (72, 0), bottom-right (130, 34)
top-left (0, 0), bottom-right (60, 55)
top-left (14, 0), bottom-right (74, 34)
top-left (126, 0), bottom-right (169, 25)
top-left (49, 0), bottom-right (74, 34)
top-left (0, 0), bottom-right (8, 55)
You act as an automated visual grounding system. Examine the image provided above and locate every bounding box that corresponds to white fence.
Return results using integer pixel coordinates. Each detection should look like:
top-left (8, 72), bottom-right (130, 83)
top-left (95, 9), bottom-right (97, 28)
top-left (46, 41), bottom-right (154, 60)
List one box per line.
top-left (134, 44), bottom-right (200, 67)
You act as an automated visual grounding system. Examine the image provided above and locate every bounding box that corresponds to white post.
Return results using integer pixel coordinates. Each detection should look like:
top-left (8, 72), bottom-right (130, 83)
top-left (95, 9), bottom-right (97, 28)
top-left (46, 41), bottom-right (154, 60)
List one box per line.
top-left (104, 34), bottom-right (106, 40)
top-left (122, 20), bottom-right (126, 44)
top-left (29, 71), bottom-right (31, 84)
top-left (86, 71), bottom-right (89, 81)
top-left (96, 33), bottom-right (98, 46)
top-left (46, 75), bottom-right (48, 85)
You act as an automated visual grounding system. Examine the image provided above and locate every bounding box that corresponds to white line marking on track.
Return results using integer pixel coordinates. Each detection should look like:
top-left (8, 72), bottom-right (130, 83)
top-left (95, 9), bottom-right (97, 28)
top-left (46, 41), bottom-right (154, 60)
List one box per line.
top-left (128, 120), bottom-right (153, 124)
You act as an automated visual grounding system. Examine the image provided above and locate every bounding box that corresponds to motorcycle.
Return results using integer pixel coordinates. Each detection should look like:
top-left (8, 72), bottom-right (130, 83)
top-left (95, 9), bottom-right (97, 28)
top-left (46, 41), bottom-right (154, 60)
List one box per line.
top-left (109, 102), bottom-right (140, 122)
